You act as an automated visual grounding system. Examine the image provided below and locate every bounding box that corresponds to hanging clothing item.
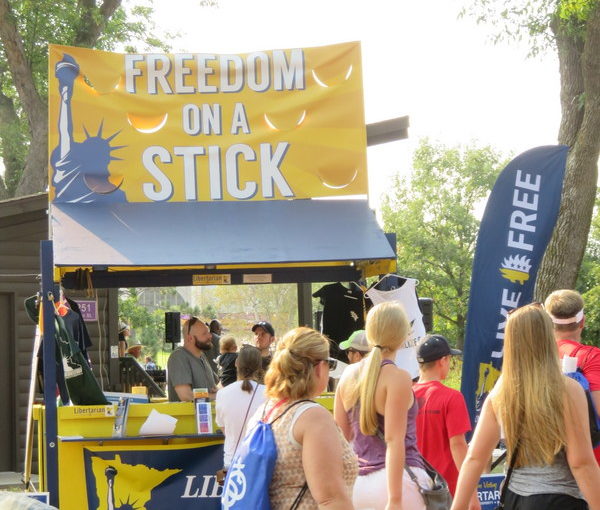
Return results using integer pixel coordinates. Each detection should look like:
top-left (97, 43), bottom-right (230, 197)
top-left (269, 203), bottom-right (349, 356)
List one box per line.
top-left (63, 297), bottom-right (94, 363)
top-left (365, 277), bottom-right (424, 378)
top-left (313, 282), bottom-right (365, 361)
top-left (25, 295), bottom-right (108, 405)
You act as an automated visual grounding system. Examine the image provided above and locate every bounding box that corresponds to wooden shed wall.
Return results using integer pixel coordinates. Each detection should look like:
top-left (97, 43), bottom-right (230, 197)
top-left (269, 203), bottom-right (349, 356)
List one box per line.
top-left (0, 194), bottom-right (115, 473)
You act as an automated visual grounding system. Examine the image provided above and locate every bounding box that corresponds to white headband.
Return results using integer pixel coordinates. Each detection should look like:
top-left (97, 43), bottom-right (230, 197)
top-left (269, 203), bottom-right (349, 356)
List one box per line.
top-left (549, 308), bottom-right (584, 325)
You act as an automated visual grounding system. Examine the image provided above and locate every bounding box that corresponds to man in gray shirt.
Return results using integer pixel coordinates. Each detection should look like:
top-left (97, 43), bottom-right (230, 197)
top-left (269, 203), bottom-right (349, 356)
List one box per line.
top-left (167, 317), bottom-right (218, 401)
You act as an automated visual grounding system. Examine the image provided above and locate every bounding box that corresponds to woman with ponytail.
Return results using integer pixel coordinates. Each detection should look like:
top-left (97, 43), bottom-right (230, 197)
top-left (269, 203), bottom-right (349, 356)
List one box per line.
top-left (248, 327), bottom-right (357, 509)
top-left (216, 344), bottom-right (266, 470)
top-left (335, 302), bottom-right (429, 510)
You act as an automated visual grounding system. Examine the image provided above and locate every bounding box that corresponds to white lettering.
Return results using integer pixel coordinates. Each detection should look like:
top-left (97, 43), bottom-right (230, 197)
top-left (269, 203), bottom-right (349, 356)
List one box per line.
top-left (515, 170), bottom-right (541, 191)
top-left (510, 210), bottom-right (537, 232)
top-left (174, 146), bottom-right (205, 200)
top-left (260, 142), bottom-right (293, 198)
top-left (181, 475), bottom-right (199, 498)
top-left (247, 52), bottom-right (270, 92)
top-left (273, 49), bottom-right (305, 90)
top-left (174, 54), bottom-right (195, 94)
top-left (501, 289), bottom-right (521, 309)
top-left (220, 55), bottom-right (244, 93)
top-left (181, 104), bottom-right (222, 135)
top-left (226, 144), bottom-right (257, 199)
top-left (197, 54), bottom-right (217, 93)
top-left (507, 230), bottom-right (533, 251)
top-left (147, 54), bottom-right (172, 94)
top-left (142, 146), bottom-right (173, 201)
top-left (230, 103), bottom-right (250, 134)
top-left (208, 146), bottom-right (223, 200)
top-left (124, 54), bottom-right (144, 93)
top-left (512, 188), bottom-right (538, 211)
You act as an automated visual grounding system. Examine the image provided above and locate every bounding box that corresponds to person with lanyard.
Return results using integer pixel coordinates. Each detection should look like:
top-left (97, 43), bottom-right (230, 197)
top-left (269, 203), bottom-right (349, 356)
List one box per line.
top-left (451, 304), bottom-right (600, 510)
top-left (334, 301), bottom-right (429, 510)
top-left (247, 327), bottom-right (357, 509)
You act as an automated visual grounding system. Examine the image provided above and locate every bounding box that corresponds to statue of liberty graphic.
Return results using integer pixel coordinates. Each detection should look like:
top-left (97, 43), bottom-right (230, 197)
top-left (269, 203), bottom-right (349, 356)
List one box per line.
top-left (50, 54), bottom-right (127, 203)
top-left (105, 466), bottom-right (142, 510)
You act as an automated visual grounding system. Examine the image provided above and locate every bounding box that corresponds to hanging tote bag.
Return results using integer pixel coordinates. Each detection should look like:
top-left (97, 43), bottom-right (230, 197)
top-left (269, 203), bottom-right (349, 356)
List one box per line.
top-left (405, 456), bottom-right (452, 510)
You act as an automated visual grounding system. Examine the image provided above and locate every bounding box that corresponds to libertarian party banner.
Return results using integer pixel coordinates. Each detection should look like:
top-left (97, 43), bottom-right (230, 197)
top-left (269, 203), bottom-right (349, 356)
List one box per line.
top-left (48, 42), bottom-right (367, 203)
top-left (461, 145), bottom-right (568, 425)
top-left (82, 443), bottom-right (223, 510)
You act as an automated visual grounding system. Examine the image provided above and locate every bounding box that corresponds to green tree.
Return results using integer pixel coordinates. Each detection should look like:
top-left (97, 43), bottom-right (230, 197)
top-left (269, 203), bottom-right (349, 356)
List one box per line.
top-left (381, 139), bottom-right (505, 348)
top-left (213, 284), bottom-right (298, 342)
top-left (119, 287), bottom-right (199, 358)
top-left (461, 0), bottom-right (600, 298)
top-left (577, 199), bottom-right (600, 345)
top-left (0, 0), bottom-right (169, 198)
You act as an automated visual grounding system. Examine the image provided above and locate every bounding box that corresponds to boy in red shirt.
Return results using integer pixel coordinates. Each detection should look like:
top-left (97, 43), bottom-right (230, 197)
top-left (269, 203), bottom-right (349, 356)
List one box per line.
top-left (545, 289), bottom-right (600, 465)
top-left (415, 334), bottom-right (480, 509)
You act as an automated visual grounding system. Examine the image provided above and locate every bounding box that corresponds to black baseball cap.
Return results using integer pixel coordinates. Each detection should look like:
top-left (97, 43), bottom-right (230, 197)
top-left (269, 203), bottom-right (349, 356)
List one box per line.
top-left (416, 334), bottom-right (462, 363)
top-left (252, 321), bottom-right (275, 337)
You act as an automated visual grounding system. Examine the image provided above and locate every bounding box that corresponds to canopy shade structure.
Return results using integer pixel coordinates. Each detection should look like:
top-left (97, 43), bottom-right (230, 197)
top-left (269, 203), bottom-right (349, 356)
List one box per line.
top-left (52, 199), bottom-right (396, 288)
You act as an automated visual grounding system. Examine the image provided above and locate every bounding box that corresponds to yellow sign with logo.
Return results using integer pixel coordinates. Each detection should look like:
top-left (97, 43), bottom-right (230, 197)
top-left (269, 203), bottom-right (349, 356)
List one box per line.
top-left (48, 42), bottom-right (367, 203)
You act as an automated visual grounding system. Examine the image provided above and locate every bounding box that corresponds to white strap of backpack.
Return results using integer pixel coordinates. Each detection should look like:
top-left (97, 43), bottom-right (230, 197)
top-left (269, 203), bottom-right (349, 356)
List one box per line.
top-left (230, 383), bottom-right (259, 460)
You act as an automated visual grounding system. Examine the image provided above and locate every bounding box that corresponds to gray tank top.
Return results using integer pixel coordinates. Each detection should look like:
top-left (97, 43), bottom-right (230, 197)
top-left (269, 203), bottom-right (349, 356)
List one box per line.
top-left (508, 449), bottom-right (583, 499)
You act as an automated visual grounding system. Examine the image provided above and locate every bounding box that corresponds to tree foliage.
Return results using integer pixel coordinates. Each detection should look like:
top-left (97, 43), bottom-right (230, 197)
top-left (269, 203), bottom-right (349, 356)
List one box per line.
top-left (381, 139), bottom-right (505, 348)
top-left (461, 0), bottom-right (600, 299)
top-left (118, 287), bottom-right (200, 359)
top-left (577, 200), bottom-right (600, 345)
top-left (0, 0), bottom-right (170, 198)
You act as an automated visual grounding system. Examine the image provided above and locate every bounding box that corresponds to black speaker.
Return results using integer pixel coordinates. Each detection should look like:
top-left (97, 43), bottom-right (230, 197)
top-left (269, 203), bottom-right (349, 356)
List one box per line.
top-left (418, 297), bottom-right (434, 333)
top-left (165, 312), bottom-right (181, 344)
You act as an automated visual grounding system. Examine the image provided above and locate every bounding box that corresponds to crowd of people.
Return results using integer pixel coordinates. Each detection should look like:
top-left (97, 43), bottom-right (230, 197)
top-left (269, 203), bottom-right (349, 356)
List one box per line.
top-left (162, 288), bottom-right (600, 510)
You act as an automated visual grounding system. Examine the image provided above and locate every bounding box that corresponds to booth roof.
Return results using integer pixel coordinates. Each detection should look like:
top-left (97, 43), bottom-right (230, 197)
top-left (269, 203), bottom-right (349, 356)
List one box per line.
top-left (51, 199), bottom-right (396, 286)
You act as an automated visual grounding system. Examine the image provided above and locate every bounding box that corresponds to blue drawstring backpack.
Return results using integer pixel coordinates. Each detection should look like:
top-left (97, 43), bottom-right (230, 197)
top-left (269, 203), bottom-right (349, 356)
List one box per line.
top-left (221, 399), bottom-right (310, 510)
top-left (565, 369), bottom-right (600, 447)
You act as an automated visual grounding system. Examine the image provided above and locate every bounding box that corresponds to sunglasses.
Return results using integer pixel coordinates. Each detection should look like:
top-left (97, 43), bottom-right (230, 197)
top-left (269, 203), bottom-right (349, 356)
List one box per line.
top-left (314, 357), bottom-right (337, 371)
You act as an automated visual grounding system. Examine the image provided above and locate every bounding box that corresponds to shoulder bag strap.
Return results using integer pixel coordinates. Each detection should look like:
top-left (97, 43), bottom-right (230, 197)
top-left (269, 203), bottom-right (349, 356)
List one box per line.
top-left (289, 483), bottom-right (308, 510)
top-left (273, 400), bottom-right (314, 509)
top-left (497, 444), bottom-right (519, 508)
top-left (230, 382), bottom-right (259, 460)
top-left (269, 399), bottom-right (314, 424)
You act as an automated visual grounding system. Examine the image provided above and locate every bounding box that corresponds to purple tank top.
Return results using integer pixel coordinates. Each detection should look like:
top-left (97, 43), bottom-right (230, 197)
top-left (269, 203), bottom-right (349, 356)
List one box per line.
top-left (347, 359), bottom-right (425, 476)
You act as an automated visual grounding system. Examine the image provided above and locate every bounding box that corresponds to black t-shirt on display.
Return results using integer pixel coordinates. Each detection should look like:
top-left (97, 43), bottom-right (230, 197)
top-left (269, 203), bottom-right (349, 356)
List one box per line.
top-left (313, 282), bottom-right (365, 362)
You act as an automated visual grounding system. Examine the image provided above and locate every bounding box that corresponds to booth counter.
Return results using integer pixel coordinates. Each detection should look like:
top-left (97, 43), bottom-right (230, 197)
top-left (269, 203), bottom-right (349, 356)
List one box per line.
top-left (35, 402), bottom-right (224, 510)
top-left (34, 395), bottom-right (334, 509)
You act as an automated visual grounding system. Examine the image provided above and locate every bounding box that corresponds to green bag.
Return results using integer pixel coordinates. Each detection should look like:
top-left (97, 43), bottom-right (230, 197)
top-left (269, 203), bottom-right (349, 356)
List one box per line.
top-left (25, 295), bottom-right (108, 406)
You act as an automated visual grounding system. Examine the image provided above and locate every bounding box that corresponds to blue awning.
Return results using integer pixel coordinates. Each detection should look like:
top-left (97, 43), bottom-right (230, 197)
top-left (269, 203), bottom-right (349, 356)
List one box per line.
top-left (51, 199), bottom-right (395, 272)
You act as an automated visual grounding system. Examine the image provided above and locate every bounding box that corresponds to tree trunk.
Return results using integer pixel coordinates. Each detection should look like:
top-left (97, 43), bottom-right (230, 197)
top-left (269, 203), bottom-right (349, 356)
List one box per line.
top-left (74, 0), bottom-right (122, 48)
top-left (0, 90), bottom-right (24, 198)
top-left (535, 6), bottom-right (600, 300)
top-left (0, 0), bottom-right (47, 196)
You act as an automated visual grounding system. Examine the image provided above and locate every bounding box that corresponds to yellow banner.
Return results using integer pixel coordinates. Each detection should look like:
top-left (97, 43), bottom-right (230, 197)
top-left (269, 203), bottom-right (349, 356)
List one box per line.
top-left (48, 43), bottom-right (367, 203)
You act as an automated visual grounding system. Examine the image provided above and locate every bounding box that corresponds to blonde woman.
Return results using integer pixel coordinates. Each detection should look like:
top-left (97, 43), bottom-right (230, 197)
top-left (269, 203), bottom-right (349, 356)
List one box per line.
top-left (334, 302), bottom-right (429, 510)
top-left (451, 305), bottom-right (600, 510)
top-left (248, 327), bottom-right (357, 509)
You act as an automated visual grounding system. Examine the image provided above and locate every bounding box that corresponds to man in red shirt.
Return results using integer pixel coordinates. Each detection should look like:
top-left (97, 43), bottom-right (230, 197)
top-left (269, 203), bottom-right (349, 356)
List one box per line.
top-left (415, 334), bottom-right (480, 509)
top-left (545, 289), bottom-right (600, 465)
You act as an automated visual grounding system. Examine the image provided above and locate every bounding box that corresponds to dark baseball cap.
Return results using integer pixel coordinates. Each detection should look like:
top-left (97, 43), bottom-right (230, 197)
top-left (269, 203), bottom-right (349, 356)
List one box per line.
top-left (416, 334), bottom-right (462, 363)
top-left (252, 321), bottom-right (275, 337)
